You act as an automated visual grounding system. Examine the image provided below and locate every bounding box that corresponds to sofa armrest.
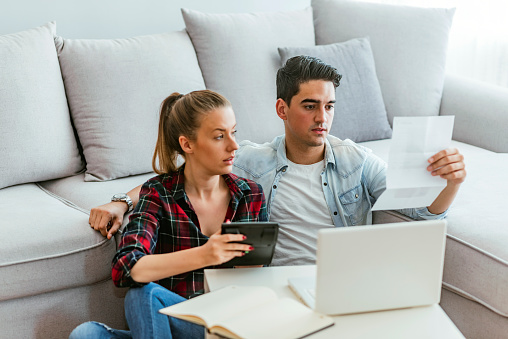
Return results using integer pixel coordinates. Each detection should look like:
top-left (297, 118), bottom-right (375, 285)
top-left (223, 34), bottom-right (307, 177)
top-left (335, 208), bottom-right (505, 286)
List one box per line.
top-left (440, 74), bottom-right (508, 153)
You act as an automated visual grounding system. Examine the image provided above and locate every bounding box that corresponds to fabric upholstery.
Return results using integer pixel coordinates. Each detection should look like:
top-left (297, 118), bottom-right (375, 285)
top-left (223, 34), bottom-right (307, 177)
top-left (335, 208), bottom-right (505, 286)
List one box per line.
top-left (278, 38), bottom-right (392, 142)
top-left (182, 7), bottom-right (315, 143)
top-left (39, 172), bottom-right (156, 212)
top-left (440, 74), bottom-right (508, 153)
top-left (312, 0), bottom-right (455, 124)
top-left (55, 30), bottom-right (206, 181)
top-left (0, 279), bottom-right (127, 339)
top-left (441, 289), bottom-right (508, 339)
top-left (0, 22), bottom-right (83, 189)
top-left (0, 184), bottom-right (115, 301)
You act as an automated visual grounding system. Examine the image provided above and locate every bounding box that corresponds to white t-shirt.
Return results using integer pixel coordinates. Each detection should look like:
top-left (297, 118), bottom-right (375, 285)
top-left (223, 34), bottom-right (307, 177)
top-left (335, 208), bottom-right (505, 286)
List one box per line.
top-left (270, 159), bottom-right (334, 266)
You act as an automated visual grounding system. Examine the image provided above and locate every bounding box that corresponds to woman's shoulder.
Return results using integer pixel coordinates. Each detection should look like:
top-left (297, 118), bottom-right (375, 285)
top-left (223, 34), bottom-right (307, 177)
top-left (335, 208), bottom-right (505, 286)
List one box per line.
top-left (225, 173), bottom-right (263, 194)
top-left (141, 171), bottom-right (183, 195)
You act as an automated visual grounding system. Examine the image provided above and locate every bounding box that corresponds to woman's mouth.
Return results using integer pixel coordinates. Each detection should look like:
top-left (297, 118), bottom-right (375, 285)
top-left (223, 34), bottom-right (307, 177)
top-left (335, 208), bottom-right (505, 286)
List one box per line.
top-left (223, 156), bottom-right (235, 164)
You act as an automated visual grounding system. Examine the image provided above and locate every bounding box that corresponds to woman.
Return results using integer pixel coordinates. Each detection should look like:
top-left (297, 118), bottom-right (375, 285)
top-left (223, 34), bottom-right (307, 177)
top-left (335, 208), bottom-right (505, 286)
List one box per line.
top-left (70, 90), bottom-right (267, 338)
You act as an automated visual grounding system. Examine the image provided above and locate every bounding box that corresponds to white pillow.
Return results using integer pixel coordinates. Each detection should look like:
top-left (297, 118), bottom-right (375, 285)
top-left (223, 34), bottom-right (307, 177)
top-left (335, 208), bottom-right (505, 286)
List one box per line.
top-left (55, 31), bottom-right (206, 181)
top-left (0, 22), bottom-right (83, 189)
top-left (182, 7), bottom-right (316, 143)
top-left (312, 0), bottom-right (455, 124)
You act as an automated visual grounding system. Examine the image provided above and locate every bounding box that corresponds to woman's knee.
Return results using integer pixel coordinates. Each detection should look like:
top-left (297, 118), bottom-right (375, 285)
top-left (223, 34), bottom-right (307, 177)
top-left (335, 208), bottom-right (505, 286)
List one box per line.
top-left (69, 321), bottom-right (108, 339)
top-left (125, 283), bottom-right (185, 309)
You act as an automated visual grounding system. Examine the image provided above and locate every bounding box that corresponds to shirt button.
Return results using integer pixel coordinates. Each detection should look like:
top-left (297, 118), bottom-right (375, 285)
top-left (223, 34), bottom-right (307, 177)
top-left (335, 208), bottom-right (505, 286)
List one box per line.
top-left (324, 182), bottom-right (328, 186)
top-left (355, 194), bottom-right (359, 198)
top-left (282, 168), bottom-right (286, 172)
top-left (273, 185), bottom-right (277, 189)
top-left (334, 211), bottom-right (338, 215)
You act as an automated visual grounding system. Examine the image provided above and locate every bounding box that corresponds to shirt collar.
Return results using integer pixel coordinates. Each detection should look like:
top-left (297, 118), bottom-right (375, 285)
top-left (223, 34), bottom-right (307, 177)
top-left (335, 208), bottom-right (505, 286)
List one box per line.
top-left (170, 166), bottom-right (251, 210)
top-left (275, 136), bottom-right (336, 170)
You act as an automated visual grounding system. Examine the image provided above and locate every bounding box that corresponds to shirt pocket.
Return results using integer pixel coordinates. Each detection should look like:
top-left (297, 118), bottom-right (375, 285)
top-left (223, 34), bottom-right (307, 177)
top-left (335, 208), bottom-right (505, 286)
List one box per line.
top-left (339, 185), bottom-right (370, 225)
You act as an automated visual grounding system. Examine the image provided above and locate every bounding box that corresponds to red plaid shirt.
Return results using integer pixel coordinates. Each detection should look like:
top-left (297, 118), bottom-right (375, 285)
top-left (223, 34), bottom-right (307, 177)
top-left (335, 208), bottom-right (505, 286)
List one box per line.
top-left (112, 167), bottom-right (267, 299)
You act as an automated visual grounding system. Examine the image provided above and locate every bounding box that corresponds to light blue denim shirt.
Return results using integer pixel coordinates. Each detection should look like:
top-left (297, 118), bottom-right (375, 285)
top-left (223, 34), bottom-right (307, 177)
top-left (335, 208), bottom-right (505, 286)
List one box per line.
top-left (232, 135), bottom-right (446, 227)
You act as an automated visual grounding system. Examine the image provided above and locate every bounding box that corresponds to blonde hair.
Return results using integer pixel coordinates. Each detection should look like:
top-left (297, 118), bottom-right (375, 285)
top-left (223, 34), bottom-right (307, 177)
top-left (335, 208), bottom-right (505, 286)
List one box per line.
top-left (152, 90), bottom-right (231, 174)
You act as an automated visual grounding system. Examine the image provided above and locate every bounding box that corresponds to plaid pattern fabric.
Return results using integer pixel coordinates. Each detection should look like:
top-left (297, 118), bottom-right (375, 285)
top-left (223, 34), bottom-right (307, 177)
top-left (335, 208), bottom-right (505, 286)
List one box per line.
top-left (112, 166), bottom-right (267, 299)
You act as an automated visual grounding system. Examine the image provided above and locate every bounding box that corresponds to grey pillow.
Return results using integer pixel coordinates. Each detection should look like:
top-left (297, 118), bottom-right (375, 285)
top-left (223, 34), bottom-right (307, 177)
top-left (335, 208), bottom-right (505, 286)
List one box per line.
top-left (312, 0), bottom-right (455, 124)
top-left (279, 38), bottom-right (392, 142)
top-left (182, 7), bottom-right (315, 143)
top-left (0, 22), bottom-right (83, 189)
top-left (55, 30), bottom-right (206, 181)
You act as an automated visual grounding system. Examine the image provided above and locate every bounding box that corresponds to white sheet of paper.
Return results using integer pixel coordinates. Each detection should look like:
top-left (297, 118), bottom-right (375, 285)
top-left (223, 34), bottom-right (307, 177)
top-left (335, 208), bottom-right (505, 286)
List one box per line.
top-left (372, 116), bottom-right (454, 211)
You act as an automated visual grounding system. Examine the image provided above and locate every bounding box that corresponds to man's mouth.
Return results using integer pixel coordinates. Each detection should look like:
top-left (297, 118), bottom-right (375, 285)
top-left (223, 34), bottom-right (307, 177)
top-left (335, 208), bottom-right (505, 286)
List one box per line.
top-left (312, 127), bottom-right (327, 133)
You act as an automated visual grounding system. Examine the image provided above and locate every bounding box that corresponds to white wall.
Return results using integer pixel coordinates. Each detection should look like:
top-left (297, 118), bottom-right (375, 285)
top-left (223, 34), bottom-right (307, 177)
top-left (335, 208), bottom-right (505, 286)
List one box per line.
top-left (1, 0), bottom-right (310, 38)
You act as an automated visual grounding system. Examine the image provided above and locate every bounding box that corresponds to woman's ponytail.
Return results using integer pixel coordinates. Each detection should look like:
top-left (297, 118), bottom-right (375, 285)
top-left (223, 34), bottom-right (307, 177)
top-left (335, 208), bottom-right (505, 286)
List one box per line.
top-left (152, 92), bottom-right (182, 174)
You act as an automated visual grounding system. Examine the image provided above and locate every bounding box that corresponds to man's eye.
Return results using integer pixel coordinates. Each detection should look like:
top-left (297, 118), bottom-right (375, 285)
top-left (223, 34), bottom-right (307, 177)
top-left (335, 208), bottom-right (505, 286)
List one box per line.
top-left (231, 130), bottom-right (237, 136)
top-left (326, 105), bottom-right (334, 110)
top-left (304, 105), bottom-right (314, 110)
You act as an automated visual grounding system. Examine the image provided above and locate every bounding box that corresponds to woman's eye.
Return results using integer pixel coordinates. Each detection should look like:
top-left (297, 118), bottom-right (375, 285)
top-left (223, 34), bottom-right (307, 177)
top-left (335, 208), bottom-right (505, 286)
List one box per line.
top-left (215, 135), bottom-right (224, 140)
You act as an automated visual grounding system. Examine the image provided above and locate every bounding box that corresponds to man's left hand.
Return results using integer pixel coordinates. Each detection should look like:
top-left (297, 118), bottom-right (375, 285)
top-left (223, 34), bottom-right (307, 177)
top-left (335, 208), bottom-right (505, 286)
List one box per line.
top-left (427, 148), bottom-right (466, 186)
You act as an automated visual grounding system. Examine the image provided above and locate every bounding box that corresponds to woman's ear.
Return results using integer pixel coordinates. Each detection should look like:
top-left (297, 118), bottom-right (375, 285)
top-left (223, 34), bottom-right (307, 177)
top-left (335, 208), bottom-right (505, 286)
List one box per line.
top-left (276, 98), bottom-right (288, 121)
top-left (179, 135), bottom-right (193, 154)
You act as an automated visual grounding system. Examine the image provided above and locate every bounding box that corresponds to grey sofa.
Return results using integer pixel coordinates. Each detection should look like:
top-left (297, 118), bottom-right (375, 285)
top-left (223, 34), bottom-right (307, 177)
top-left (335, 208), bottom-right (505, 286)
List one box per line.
top-left (1, 1), bottom-right (507, 338)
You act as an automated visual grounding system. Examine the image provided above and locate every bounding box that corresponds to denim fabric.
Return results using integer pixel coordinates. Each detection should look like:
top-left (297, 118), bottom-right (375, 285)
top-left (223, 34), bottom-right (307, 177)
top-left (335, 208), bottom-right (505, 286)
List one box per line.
top-left (69, 322), bottom-right (131, 339)
top-left (233, 135), bottom-right (446, 227)
top-left (69, 283), bottom-right (204, 339)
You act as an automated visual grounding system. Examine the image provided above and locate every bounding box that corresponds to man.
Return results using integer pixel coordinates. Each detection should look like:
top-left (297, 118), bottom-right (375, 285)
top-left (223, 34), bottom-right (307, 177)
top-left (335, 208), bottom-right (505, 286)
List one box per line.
top-left (90, 56), bottom-right (466, 266)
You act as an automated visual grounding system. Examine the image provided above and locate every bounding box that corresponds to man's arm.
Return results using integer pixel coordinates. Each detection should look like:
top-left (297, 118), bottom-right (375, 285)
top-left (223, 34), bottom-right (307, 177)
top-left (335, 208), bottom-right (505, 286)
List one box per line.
top-left (426, 148), bottom-right (466, 214)
top-left (89, 185), bottom-right (142, 239)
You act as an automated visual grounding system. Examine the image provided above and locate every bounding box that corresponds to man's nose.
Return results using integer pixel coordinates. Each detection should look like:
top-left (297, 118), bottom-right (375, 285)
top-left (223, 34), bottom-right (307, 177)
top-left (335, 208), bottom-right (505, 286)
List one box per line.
top-left (315, 106), bottom-right (328, 123)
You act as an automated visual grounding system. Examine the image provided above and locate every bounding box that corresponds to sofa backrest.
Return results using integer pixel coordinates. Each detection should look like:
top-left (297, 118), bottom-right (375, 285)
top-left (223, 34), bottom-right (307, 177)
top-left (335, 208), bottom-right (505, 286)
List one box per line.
top-left (0, 22), bottom-right (84, 189)
top-left (0, 0), bottom-right (456, 186)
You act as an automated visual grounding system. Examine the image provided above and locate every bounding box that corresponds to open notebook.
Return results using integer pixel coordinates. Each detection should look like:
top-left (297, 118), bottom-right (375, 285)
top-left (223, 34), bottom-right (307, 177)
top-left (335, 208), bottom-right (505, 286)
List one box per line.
top-left (289, 220), bottom-right (447, 315)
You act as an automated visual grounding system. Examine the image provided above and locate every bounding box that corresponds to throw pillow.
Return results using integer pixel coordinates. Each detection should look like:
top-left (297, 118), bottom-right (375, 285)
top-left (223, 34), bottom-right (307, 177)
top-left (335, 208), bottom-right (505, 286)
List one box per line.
top-left (279, 38), bottom-right (392, 142)
top-left (0, 22), bottom-right (83, 189)
top-left (312, 0), bottom-right (455, 124)
top-left (55, 30), bottom-right (206, 181)
top-left (182, 7), bottom-right (315, 143)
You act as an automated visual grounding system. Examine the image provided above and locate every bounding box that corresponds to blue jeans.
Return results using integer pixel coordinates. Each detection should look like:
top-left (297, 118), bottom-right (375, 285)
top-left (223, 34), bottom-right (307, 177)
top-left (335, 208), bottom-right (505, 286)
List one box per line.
top-left (69, 283), bottom-right (204, 339)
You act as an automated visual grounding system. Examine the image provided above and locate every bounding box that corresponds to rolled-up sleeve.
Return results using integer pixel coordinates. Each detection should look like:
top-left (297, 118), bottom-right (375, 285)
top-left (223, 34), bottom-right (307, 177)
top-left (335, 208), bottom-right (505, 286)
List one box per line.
top-left (111, 182), bottom-right (162, 288)
top-left (397, 206), bottom-right (448, 220)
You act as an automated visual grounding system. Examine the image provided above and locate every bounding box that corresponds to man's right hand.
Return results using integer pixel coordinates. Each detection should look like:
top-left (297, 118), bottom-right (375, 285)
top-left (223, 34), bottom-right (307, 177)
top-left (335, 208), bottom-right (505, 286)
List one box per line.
top-left (89, 202), bottom-right (128, 239)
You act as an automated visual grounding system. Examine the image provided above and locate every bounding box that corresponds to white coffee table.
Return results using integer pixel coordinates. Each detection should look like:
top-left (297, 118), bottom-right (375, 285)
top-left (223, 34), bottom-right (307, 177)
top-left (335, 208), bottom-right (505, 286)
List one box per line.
top-left (204, 265), bottom-right (465, 339)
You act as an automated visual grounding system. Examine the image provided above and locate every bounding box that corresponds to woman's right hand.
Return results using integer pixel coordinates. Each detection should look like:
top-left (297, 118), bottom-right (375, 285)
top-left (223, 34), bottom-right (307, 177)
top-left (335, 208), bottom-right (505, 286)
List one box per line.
top-left (202, 230), bottom-right (254, 266)
top-left (89, 202), bottom-right (128, 239)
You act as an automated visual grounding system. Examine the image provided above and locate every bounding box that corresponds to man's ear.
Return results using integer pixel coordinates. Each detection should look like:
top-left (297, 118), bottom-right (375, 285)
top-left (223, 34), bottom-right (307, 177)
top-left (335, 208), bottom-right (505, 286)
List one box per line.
top-left (276, 98), bottom-right (289, 121)
top-left (179, 135), bottom-right (193, 154)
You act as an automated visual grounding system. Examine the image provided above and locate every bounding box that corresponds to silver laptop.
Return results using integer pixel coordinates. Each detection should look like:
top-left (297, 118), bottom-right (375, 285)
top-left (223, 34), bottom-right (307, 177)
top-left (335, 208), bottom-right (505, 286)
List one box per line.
top-left (288, 220), bottom-right (447, 315)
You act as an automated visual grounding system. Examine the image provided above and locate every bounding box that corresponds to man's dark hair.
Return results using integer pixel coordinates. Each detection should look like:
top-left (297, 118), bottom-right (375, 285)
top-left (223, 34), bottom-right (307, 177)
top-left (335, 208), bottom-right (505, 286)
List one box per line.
top-left (276, 55), bottom-right (342, 106)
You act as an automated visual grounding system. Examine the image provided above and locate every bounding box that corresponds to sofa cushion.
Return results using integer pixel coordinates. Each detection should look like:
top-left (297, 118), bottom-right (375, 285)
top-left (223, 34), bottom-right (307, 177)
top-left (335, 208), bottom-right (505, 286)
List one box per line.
top-left (312, 0), bottom-right (455, 124)
top-left (182, 7), bottom-right (315, 143)
top-left (0, 22), bottom-right (83, 189)
top-left (278, 38), bottom-right (392, 142)
top-left (39, 172), bottom-right (155, 212)
top-left (363, 138), bottom-right (508, 319)
top-left (55, 30), bottom-right (206, 181)
top-left (0, 184), bottom-right (115, 301)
